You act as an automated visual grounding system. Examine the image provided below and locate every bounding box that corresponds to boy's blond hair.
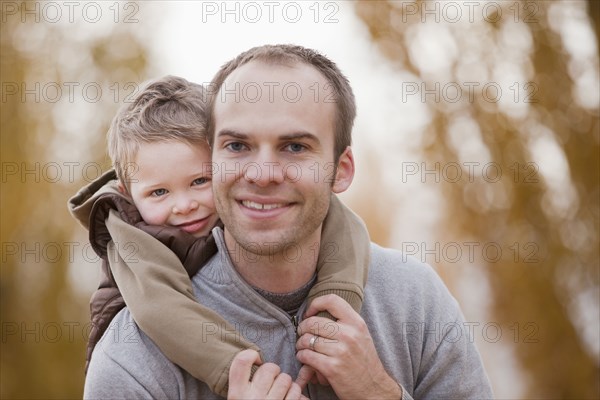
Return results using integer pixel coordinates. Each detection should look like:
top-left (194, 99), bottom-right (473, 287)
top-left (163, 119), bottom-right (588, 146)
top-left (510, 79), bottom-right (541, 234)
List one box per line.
top-left (107, 75), bottom-right (208, 188)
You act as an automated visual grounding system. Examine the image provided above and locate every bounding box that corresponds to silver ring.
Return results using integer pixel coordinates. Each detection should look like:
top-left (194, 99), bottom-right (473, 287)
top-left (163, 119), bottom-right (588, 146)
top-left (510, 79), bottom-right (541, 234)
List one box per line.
top-left (309, 335), bottom-right (318, 351)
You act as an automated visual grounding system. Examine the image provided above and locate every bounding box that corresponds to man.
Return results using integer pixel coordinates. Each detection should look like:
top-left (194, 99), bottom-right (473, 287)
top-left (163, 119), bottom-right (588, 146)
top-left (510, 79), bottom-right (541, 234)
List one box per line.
top-left (84, 45), bottom-right (493, 399)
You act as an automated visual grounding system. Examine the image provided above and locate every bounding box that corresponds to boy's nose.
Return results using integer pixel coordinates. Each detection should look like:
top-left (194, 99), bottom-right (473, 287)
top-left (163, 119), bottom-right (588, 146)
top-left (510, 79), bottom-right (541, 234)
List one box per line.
top-left (172, 199), bottom-right (199, 215)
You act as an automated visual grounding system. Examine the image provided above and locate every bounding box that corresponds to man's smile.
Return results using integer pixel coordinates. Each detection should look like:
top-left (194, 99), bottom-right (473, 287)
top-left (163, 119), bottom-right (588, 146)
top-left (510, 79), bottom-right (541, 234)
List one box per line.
top-left (236, 197), bottom-right (296, 220)
top-left (241, 200), bottom-right (286, 210)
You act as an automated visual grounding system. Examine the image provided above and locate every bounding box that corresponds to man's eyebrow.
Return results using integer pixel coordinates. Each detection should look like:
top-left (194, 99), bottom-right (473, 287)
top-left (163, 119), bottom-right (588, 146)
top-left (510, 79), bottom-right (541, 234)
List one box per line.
top-left (216, 129), bottom-right (248, 140)
top-left (280, 132), bottom-right (320, 144)
top-left (216, 130), bottom-right (320, 144)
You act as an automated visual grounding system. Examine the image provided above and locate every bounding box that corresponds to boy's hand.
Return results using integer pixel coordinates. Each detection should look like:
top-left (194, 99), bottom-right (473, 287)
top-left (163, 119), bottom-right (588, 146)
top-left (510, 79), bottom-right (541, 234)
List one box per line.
top-left (228, 349), bottom-right (307, 400)
top-left (295, 364), bottom-right (330, 388)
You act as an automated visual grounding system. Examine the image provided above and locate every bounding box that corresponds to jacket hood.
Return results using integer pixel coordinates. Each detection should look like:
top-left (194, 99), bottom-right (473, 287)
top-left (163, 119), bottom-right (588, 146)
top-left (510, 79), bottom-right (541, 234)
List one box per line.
top-left (68, 169), bottom-right (121, 230)
top-left (67, 169), bottom-right (143, 258)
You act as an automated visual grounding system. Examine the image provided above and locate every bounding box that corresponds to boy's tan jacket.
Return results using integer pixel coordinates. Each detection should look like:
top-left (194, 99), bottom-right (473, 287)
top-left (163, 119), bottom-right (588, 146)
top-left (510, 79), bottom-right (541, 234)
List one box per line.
top-left (68, 171), bottom-right (235, 375)
top-left (68, 169), bottom-right (369, 397)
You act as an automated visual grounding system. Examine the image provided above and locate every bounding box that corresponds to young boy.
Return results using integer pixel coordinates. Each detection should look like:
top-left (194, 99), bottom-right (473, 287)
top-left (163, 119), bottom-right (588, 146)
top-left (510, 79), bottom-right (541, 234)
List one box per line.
top-left (68, 76), bottom-right (370, 397)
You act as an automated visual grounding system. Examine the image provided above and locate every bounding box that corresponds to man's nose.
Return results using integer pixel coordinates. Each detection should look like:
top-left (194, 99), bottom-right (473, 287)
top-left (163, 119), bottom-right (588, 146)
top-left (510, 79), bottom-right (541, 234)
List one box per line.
top-left (244, 151), bottom-right (285, 187)
top-left (172, 195), bottom-right (199, 215)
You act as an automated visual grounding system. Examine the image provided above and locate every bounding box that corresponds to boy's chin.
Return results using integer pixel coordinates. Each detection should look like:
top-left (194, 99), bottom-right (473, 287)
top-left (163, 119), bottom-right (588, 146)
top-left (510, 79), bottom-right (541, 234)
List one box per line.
top-left (190, 231), bottom-right (210, 238)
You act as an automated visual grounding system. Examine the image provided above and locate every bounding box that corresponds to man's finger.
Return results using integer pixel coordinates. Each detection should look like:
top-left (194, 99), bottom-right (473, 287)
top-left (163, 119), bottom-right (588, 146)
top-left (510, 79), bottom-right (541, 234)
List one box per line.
top-left (315, 371), bottom-right (330, 386)
top-left (297, 318), bottom-right (341, 341)
top-left (229, 349), bottom-right (262, 386)
top-left (296, 332), bottom-right (339, 356)
top-left (304, 294), bottom-right (356, 321)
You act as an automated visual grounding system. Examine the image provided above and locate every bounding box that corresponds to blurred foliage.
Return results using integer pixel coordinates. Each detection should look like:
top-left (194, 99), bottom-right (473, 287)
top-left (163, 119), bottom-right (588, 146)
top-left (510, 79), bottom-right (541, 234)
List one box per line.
top-left (1, 0), bottom-right (598, 398)
top-left (0, 2), bottom-right (149, 398)
top-left (355, 0), bottom-right (599, 398)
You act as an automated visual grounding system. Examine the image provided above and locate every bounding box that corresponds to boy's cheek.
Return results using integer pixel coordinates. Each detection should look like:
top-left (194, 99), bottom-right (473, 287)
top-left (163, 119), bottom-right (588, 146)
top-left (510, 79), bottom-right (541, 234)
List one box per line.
top-left (136, 201), bottom-right (167, 226)
top-left (198, 188), bottom-right (217, 211)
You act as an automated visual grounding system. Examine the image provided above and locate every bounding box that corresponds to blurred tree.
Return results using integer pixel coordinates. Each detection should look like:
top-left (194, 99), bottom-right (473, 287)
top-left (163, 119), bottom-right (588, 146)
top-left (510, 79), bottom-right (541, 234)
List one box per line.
top-left (590, 0), bottom-right (599, 52)
top-left (1, 2), bottom-right (150, 397)
top-left (356, 0), bottom-right (599, 398)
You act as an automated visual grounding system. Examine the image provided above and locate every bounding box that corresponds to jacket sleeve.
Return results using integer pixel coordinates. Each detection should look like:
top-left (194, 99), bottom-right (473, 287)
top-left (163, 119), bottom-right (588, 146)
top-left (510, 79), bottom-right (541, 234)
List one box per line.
top-left (105, 210), bottom-right (261, 397)
top-left (307, 194), bottom-right (370, 320)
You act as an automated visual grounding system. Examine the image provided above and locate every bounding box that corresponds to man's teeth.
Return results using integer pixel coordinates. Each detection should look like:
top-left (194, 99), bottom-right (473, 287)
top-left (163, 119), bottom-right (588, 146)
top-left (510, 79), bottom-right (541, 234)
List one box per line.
top-left (242, 201), bottom-right (284, 210)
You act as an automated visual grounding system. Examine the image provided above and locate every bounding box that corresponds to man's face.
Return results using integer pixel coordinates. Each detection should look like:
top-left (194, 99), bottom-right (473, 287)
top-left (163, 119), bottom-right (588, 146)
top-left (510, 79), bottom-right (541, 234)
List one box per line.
top-left (211, 61), bottom-right (354, 257)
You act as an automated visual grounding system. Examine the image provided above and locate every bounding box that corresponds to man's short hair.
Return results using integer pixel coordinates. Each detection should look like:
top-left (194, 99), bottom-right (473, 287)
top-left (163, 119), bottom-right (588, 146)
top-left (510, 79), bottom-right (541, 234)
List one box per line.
top-left (107, 75), bottom-right (208, 187)
top-left (206, 44), bottom-right (356, 162)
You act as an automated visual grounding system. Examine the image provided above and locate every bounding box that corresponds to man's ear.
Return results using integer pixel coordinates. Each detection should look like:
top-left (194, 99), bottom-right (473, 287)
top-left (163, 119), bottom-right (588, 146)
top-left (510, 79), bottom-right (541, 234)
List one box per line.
top-left (332, 147), bottom-right (355, 194)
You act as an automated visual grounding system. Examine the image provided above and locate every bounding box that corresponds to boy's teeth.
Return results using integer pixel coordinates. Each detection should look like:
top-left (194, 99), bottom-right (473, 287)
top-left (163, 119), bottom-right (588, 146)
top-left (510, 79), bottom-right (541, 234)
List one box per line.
top-left (242, 201), bottom-right (283, 210)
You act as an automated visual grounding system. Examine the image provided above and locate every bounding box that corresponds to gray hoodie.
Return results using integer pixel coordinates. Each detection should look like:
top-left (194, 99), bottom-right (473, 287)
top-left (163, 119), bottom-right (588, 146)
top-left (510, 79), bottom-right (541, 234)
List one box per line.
top-left (83, 227), bottom-right (493, 399)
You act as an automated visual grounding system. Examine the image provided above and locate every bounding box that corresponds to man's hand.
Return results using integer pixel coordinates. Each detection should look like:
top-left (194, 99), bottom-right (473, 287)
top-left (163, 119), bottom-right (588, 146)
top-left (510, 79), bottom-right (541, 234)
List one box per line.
top-left (295, 295), bottom-right (402, 400)
top-left (228, 349), bottom-right (306, 400)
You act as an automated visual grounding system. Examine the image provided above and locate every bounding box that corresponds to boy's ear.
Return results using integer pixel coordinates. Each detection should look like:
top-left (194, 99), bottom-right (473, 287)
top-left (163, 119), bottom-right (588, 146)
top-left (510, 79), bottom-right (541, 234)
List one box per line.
top-left (117, 181), bottom-right (128, 195)
top-left (332, 147), bottom-right (355, 194)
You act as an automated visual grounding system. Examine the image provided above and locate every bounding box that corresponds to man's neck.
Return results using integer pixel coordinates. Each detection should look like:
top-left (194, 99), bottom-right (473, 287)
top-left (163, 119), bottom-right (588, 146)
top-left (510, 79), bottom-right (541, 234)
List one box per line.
top-left (223, 229), bottom-right (320, 294)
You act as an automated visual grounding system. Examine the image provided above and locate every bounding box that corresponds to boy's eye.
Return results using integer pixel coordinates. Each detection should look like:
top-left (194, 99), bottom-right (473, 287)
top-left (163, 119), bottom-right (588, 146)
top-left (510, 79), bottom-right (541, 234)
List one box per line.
top-left (151, 188), bottom-right (168, 197)
top-left (192, 177), bottom-right (209, 186)
top-left (226, 142), bottom-right (247, 152)
top-left (285, 143), bottom-right (306, 153)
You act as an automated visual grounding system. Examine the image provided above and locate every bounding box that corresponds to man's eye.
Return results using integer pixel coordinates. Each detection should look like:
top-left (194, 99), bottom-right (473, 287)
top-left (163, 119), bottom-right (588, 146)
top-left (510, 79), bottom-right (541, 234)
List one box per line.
top-left (192, 177), bottom-right (209, 186)
top-left (286, 143), bottom-right (306, 153)
top-left (151, 188), bottom-right (168, 197)
top-left (226, 142), bottom-right (247, 152)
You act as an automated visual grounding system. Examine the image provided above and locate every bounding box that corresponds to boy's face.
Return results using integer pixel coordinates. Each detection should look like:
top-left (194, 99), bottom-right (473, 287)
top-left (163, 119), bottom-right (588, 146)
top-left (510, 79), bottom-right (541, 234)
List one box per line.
top-left (126, 140), bottom-right (219, 237)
